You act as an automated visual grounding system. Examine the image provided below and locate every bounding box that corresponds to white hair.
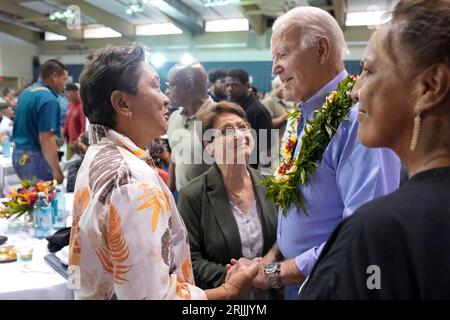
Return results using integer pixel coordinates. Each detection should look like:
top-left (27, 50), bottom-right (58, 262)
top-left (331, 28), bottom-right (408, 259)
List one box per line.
top-left (271, 76), bottom-right (282, 89)
top-left (272, 6), bottom-right (349, 63)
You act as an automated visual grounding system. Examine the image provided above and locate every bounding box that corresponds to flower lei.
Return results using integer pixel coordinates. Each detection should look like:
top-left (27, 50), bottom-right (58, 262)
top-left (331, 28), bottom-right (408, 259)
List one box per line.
top-left (263, 75), bottom-right (358, 216)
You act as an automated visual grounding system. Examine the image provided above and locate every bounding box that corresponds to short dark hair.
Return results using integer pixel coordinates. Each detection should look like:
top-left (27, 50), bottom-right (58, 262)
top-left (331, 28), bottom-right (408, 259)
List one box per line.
top-left (196, 101), bottom-right (248, 140)
top-left (40, 59), bottom-right (68, 79)
top-left (208, 68), bottom-right (227, 83)
top-left (226, 69), bottom-right (249, 85)
top-left (79, 44), bottom-right (146, 128)
top-left (65, 83), bottom-right (79, 91)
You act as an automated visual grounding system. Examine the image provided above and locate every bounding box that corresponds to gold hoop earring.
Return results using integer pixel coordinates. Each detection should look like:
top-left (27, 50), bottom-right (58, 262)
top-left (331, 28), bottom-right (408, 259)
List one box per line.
top-left (409, 110), bottom-right (422, 152)
top-left (128, 112), bottom-right (133, 121)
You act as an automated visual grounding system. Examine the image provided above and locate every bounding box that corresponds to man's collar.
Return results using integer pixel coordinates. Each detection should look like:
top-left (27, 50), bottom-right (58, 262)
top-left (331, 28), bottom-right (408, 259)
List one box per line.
top-left (37, 80), bottom-right (58, 97)
top-left (88, 124), bottom-right (156, 167)
top-left (299, 70), bottom-right (348, 115)
top-left (180, 96), bottom-right (214, 118)
top-left (233, 92), bottom-right (253, 107)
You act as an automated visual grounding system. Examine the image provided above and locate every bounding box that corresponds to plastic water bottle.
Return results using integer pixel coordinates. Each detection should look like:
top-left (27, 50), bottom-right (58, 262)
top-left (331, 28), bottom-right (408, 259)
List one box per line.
top-left (52, 186), bottom-right (66, 229)
top-left (2, 136), bottom-right (10, 158)
top-left (33, 192), bottom-right (52, 239)
top-left (51, 191), bottom-right (57, 225)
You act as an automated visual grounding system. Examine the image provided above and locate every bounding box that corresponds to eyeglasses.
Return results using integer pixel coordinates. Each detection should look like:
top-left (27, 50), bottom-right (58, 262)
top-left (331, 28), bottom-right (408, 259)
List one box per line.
top-left (217, 122), bottom-right (251, 137)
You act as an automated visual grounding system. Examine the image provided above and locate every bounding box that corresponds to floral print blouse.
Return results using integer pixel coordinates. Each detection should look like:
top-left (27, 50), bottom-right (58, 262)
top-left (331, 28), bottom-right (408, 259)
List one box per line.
top-left (69, 124), bottom-right (206, 300)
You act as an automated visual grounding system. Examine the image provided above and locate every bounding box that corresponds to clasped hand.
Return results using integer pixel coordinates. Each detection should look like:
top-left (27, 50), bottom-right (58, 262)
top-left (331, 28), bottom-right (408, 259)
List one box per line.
top-left (225, 257), bottom-right (270, 291)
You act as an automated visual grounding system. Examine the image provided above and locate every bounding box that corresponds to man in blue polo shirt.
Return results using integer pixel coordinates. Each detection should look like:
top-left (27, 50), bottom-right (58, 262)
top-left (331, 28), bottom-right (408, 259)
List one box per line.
top-left (13, 59), bottom-right (68, 183)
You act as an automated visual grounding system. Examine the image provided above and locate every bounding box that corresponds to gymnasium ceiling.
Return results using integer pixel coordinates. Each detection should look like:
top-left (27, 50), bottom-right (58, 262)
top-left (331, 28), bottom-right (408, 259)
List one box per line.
top-left (0, 0), bottom-right (396, 44)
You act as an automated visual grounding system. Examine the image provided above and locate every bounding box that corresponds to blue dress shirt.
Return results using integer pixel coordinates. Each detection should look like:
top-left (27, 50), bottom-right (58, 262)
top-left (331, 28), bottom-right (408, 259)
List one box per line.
top-left (277, 70), bottom-right (401, 299)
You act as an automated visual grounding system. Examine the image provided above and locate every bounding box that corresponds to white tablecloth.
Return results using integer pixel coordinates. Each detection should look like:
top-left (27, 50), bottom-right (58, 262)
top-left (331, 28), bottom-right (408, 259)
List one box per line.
top-left (0, 156), bottom-right (12, 166)
top-left (0, 192), bottom-right (74, 300)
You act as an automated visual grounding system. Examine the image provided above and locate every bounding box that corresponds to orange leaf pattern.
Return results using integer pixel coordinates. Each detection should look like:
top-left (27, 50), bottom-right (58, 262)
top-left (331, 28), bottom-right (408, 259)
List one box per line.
top-left (181, 257), bottom-right (194, 284)
top-left (95, 204), bottom-right (133, 285)
top-left (71, 125), bottom-right (205, 300)
top-left (69, 186), bottom-right (90, 266)
top-left (176, 276), bottom-right (191, 300)
top-left (137, 184), bottom-right (170, 232)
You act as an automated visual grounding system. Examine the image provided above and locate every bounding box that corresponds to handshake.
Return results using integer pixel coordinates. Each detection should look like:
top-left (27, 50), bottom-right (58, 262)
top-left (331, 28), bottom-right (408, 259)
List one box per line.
top-left (219, 257), bottom-right (281, 299)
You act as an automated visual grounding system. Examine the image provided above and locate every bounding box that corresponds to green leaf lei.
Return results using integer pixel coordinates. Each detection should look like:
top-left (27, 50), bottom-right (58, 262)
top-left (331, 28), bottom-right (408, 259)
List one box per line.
top-left (263, 75), bottom-right (358, 216)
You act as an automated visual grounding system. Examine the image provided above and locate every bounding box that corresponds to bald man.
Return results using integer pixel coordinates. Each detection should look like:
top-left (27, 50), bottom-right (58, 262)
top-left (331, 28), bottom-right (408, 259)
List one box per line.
top-left (166, 62), bottom-right (214, 192)
top-left (262, 76), bottom-right (289, 143)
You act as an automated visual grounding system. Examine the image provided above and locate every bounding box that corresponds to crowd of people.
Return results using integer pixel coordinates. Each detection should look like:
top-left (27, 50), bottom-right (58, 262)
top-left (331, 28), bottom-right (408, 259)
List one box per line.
top-left (3, 0), bottom-right (449, 300)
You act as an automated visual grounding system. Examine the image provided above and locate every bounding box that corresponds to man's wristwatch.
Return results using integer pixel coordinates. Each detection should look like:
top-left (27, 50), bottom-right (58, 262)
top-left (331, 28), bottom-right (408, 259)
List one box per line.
top-left (264, 263), bottom-right (282, 289)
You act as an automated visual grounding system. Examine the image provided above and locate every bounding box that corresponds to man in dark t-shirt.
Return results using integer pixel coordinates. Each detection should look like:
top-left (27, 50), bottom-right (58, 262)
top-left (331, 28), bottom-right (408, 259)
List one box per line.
top-left (226, 69), bottom-right (273, 169)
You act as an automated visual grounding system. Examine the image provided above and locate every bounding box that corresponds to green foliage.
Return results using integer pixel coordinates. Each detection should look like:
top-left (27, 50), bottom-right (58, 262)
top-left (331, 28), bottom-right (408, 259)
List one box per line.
top-left (263, 76), bottom-right (357, 216)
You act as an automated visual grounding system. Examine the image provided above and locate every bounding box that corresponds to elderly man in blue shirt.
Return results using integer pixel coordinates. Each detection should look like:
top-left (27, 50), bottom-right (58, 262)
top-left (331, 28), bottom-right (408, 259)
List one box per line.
top-left (227, 7), bottom-right (401, 299)
top-left (13, 59), bottom-right (68, 184)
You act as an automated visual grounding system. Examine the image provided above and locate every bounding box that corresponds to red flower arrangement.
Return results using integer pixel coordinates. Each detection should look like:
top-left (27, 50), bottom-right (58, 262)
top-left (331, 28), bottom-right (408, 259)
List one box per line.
top-left (0, 179), bottom-right (57, 219)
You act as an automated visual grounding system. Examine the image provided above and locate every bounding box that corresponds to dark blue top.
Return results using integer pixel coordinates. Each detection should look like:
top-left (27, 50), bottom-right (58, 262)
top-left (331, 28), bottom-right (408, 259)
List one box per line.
top-left (13, 80), bottom-right (61, 150)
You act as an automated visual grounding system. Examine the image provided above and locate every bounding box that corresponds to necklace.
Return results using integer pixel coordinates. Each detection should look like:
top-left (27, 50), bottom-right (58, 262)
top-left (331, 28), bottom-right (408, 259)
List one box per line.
top-left (225, 184), bottom-right (245, 209)
top-left (223, 169), bottom-right (250, 209)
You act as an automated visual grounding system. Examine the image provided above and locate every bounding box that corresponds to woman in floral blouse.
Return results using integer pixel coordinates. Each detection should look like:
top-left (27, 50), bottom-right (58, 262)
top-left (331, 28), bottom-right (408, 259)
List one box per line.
top-left (69, 44), bottom-right (257, 299)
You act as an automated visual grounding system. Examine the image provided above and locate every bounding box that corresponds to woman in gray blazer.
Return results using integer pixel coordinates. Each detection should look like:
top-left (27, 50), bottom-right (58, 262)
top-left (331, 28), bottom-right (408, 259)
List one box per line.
top-left (178, 101), bottom-right (278, 298)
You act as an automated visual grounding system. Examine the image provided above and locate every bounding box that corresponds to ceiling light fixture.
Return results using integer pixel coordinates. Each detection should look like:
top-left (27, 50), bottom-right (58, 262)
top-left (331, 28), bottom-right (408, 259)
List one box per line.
top-left (181, 53), bottom-right (194, 64)
top-left (83, 25), bottom-right (122, 38)
top-left (201, 0), bottom-right (240, 7)
top-left (205, 18), bottom-right (249, 32)
top-left (49, 9), bottom-right (76, 21)
top-left (150, 53), bottom-right (166, 68)
top-left (44, 31), bottom-right (67, 41)
top-left (126, 2), bottom-right (145, 15)
top-left (345, 8), bottom-right (391, 27)
top-left (136, 23), bottom-right (183, 35)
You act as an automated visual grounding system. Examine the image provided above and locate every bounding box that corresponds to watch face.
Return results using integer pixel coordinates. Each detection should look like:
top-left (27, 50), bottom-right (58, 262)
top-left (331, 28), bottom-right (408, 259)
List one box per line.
top-left (265, 263), bottom-right (278, 273)
top-left (264, 262), bottom-right (282, 289)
